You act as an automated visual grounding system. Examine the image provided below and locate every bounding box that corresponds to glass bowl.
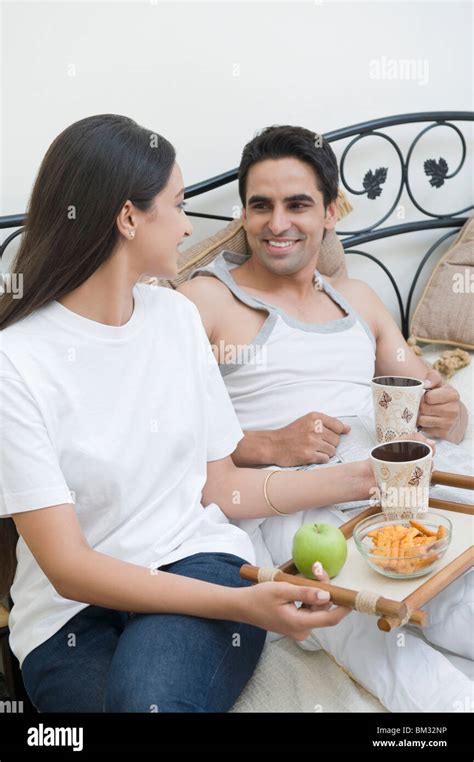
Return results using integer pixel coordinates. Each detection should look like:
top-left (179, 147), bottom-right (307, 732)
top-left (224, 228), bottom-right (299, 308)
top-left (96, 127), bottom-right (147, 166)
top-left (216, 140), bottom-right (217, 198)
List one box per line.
top-left (353, 512), bottom-right (452, 579)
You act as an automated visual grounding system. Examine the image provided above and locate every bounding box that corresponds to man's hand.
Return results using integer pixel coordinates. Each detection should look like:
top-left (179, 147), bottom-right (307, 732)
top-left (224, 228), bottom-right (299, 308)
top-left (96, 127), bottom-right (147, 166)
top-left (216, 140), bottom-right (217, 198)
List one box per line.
top-left (270, 412), bottom-right (351, 467)
top-left (417, 369), bottom-right (464, 443)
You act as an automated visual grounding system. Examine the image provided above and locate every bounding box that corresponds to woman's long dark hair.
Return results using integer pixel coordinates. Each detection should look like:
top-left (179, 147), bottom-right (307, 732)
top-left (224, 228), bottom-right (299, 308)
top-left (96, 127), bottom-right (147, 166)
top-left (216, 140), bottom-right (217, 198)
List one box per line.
top-left (0, 114), bottom-right (176, 600)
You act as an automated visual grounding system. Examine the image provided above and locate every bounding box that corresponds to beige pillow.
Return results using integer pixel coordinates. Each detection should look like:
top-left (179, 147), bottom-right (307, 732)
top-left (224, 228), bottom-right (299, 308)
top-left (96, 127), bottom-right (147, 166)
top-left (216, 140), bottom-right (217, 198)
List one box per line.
top-left (142, 188), bottom-right (352, 288)
top-left (410, 216), bottom-right (474, 351)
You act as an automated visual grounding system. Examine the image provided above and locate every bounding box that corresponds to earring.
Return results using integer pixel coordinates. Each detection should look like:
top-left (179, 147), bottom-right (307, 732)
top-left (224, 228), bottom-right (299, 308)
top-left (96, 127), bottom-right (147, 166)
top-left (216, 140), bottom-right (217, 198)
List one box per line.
top-left (129, 231), bottom-right (135, 239)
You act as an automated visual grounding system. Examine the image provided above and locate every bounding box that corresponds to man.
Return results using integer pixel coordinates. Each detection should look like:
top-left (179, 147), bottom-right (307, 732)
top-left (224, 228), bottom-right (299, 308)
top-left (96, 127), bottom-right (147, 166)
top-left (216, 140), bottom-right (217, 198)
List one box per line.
top-left (177, 126), bottom-right (472, 713)
top-left (178, 126), bottom-right (467, 472)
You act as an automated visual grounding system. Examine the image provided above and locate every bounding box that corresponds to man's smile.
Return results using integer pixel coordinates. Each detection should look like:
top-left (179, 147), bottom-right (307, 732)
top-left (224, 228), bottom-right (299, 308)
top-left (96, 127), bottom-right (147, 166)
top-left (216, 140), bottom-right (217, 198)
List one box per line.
top-left (262, 237), bottom-right (303, 254)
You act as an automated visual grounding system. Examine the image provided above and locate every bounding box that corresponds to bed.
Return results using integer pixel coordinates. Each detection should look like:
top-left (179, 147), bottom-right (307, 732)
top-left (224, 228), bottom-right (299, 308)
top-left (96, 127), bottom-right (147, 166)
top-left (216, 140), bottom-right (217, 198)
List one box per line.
top-left (1, 111), bottom-right (473, 713)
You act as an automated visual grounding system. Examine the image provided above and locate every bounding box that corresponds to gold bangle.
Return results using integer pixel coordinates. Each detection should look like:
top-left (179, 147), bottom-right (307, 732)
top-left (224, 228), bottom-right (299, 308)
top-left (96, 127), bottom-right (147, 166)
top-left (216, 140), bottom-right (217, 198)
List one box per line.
top-left (263, 470), bottom-right (288, 516)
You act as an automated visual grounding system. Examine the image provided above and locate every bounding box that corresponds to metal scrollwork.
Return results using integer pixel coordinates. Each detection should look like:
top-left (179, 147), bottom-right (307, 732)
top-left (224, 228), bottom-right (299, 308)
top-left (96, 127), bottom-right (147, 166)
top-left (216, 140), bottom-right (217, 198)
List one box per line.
top-left (337, 117), bottom-right (473, 236)
top-left (338, 131), bottom-right (405, 235)
top-left (404, 121), bottom-right (472, 218)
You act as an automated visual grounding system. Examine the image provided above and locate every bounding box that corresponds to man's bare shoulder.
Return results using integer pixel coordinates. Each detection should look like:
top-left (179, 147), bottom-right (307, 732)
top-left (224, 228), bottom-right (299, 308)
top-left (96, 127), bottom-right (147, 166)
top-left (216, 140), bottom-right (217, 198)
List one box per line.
top-left (177, 275), bottom-right (234, 339)
top-left (325, 274), bottom-right (380, 304)
top-left (325, 274), bottom-right (384, 339)
top-left (177, 274), bottom-right (233, 304)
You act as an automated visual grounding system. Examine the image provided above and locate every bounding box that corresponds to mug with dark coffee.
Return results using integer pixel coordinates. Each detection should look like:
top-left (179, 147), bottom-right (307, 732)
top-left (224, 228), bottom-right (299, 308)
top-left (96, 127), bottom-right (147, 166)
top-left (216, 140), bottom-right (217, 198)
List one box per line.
top-left (369, 439), bottom-right (433, 519)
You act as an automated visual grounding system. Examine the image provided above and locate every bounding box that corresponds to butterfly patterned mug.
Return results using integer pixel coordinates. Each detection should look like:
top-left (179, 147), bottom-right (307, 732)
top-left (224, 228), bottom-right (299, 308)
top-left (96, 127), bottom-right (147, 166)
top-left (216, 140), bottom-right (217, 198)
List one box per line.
top-left (369, 440), bottom-right (433, 519)
top-left (371, 376), bottom-right (425, 444)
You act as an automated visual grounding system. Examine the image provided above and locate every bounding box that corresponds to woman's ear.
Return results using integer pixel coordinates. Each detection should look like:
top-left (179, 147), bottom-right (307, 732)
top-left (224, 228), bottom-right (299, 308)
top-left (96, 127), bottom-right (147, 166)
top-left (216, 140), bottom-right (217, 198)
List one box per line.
top-left (116, 200), bottom-right (137, 240)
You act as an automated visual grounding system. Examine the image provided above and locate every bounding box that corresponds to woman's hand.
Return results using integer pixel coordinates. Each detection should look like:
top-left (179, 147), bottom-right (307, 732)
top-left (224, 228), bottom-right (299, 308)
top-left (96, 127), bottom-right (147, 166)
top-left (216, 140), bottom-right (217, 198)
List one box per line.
top-left (235, 563), bottom-right (350, 641)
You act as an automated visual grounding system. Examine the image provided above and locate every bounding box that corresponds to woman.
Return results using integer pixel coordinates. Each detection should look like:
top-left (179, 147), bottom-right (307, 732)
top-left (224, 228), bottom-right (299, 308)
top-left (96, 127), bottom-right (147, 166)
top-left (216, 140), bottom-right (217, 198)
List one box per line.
top-left (0, 115), bottom-right (412, 713)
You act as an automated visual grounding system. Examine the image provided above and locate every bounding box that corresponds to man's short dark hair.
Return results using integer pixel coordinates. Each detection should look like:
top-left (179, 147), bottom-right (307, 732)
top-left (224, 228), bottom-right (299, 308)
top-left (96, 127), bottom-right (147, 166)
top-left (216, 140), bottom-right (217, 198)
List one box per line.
top-left (238, 125), bottom-right (339, 210)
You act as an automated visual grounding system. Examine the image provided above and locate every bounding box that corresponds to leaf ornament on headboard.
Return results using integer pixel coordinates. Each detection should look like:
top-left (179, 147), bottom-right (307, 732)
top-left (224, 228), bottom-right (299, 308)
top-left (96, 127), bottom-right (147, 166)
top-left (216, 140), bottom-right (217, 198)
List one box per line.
top-left (362, 167), bottom-right (388, 199)
top-left (424, 157), bottom-right (448, 188)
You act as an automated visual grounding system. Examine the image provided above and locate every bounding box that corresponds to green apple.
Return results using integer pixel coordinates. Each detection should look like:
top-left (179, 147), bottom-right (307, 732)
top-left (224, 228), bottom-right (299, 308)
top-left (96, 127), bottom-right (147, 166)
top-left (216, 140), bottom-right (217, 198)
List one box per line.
top-left (292, 523), bottom-right (348, 579)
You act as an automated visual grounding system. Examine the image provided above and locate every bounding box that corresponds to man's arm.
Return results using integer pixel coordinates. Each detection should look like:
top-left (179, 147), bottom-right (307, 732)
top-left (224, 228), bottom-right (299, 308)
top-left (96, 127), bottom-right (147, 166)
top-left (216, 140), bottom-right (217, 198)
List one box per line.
top-left (178, 278), bottom-right (281, 465)
top-left (231, 413), bottom-right (350, 467)
top-left (355, 280), bottom-right (467, 444)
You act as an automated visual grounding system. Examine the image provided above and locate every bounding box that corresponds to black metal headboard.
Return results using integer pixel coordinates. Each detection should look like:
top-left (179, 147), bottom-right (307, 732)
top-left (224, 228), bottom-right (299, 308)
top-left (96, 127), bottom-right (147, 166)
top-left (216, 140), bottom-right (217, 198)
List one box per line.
top-left (1, 111), bottom-right (472, 339)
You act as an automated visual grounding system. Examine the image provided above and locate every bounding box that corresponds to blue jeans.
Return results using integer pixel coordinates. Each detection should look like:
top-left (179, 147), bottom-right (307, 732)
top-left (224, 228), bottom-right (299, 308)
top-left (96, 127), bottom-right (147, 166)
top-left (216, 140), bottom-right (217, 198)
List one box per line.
top-left (21, 552), bottom-right (266, 712)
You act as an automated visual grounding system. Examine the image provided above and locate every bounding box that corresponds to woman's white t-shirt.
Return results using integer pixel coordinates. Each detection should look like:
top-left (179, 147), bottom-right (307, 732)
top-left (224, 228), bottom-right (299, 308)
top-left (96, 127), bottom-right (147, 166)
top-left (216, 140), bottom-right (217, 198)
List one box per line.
top-left (0, 284), bottom-right (256, 668)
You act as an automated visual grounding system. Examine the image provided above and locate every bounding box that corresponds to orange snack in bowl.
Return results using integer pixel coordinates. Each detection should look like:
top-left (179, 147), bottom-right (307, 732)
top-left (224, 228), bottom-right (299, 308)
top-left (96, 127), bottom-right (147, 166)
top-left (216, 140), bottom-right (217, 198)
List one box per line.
top-left (367, 520), bottom-right (446, 574)
top-left (409, 519), bottom-right (436, 537)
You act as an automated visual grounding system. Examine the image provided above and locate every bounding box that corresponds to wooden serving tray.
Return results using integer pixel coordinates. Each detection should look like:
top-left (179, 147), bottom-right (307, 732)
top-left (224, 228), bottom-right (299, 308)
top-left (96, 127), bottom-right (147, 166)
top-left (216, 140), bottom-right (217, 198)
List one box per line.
top-left (240, 470), bottom-right (474, 631)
